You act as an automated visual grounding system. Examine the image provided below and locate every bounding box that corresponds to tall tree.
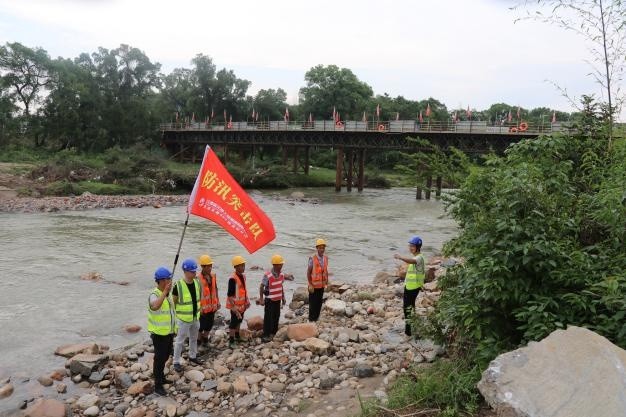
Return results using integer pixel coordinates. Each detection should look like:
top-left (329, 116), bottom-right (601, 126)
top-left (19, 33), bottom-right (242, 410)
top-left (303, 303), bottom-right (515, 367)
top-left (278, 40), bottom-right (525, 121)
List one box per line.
top-left (517, 0), bottom-right (626, 148)
top-left (252, 88), bottom-right (288, 120)
top-left (299, 65), bottom-right (373, 120)
top-left (0, 42), bottom-right (51, 125)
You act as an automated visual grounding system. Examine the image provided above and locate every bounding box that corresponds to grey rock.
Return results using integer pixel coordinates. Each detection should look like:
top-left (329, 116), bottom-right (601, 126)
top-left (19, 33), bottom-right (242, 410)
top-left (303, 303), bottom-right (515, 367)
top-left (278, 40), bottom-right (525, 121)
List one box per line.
top-left (352, 363), bottom-right (374, 378)
top-left (115, 372), bottom-right (132, 389)
top-left (478, 326), bottom-right (626, 417)
top-left (234, 393), bottom-right (256, 410)
top-left (113, 402), bottom-right (129, 416)
top-left (88, 371), bottom-right (105, 383)
top-left (292, 287), bottom-right (309, 303)
top-left (201, 379), bottom-right (218, 390)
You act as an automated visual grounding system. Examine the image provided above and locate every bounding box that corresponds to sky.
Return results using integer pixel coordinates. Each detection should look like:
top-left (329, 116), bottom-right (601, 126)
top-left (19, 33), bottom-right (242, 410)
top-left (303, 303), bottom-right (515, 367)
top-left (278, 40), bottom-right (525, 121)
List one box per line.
top-left (0, 0), bottom-right (622, 119)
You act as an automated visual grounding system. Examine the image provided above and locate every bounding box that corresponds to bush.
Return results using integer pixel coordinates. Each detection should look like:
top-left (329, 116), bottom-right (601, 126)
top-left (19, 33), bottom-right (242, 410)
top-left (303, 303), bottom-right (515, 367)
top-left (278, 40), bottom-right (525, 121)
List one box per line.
top-left (435, 107), bottom-right (626, 359)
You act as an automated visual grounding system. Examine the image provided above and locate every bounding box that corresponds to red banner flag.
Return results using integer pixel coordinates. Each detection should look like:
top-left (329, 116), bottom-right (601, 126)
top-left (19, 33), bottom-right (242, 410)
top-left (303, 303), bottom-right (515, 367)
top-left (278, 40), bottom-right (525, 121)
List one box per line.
top-left (419, 111), bottom-right (423, 123)
top-left (188, 146), bottom-right (276, 253)
top-left (466, 106), bottom-right (471, 119)
top-left (507, 110), bottom-right (512, 123)
top-left (551, 110), bottom-right (556, 123)
top-left (516, 106), bottom-right (521, 120)
top-left (376, 104), bottom-right (380, 118)
top-left (425, 103), bottom-right (431, 117)
top-left (309, 113), bottom-right (313, 123)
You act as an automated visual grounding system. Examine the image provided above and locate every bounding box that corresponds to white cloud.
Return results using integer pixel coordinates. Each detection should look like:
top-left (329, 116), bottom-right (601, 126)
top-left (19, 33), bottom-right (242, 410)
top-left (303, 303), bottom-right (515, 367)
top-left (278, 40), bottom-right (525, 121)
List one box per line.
top-left (0, 0), bottom-right (623, 118)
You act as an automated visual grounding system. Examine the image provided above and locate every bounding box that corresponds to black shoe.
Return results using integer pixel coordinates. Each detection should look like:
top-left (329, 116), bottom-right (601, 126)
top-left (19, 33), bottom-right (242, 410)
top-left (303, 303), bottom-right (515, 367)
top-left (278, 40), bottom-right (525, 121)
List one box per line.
top-left (160, 377), bottom-right (174, 385)
top-left (189, 357), bottom-right (205, 365)
top-left (173, 363), bottom-right (183, 373)
top-left (154, 385), bottom-right (167, 396)
top-left (261, 336), bottom-right (272, 343)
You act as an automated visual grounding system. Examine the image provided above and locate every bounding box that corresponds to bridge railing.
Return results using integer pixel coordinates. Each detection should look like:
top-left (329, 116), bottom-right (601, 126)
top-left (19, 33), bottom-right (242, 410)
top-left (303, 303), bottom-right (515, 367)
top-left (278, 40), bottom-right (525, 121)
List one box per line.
top-left (160, 120), bottom-right (573, 135)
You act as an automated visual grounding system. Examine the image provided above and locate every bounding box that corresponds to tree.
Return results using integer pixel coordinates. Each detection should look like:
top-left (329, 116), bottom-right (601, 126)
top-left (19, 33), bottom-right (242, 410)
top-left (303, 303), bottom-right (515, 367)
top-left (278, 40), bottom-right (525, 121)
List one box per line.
top-left (516, 0), bottom-right (626, 148)
top-left (0, 42), bottom-right (51, 126)
top-left (299, 65), bottom-right (373, 120)
top-left (252, 88), bottom-right (288, 120)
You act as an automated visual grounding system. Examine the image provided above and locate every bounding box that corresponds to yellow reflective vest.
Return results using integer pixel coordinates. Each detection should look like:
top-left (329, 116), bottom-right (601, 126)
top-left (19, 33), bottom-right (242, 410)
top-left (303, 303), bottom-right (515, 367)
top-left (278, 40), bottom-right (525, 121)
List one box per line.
top-left (405, 254), bottom-right (425, 290)
top-left (175, 279), bottom-right (201, 322)
top-left (147, 288), bottom-right (176, 336)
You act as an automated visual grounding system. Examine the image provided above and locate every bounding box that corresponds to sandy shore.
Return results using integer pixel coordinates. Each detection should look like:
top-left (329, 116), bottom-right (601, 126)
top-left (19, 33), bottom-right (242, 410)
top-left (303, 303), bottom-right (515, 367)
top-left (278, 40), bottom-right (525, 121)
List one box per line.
top-left (0, 194), bottom-right (189, 213)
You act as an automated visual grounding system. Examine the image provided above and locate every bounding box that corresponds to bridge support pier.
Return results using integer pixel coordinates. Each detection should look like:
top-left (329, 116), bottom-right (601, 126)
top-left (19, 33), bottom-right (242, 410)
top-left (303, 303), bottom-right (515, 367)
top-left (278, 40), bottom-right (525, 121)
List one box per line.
top-left (304, 146), bottom-right (310, 175)
top-left (346, 149), bottom-right (354, 192)
top-left (335, 148), bottom-right (344, 192)
top-left (357, 149), bottom-right (365, 192)
top-left (293, 147), bottom-right (299, 173)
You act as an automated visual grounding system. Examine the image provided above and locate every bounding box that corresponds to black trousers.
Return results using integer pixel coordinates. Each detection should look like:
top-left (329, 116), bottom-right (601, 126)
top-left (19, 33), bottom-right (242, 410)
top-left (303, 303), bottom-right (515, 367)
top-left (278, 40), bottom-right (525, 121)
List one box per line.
top-left (263, 299), bottom-right (281, 337)
top-left (151, 333), bottom-right (174, 386)
top-left (403, 288), bottom-right (420, 336)
top-left (308, 288), bottom-right (324, 321)
top-left (199, 312), bottom-right (215, 332)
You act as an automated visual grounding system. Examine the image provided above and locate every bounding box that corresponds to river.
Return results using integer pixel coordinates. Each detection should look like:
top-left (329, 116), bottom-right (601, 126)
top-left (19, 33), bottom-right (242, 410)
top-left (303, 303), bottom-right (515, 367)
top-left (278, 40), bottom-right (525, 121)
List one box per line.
top-left (0, 187), bottom-right (456, 378)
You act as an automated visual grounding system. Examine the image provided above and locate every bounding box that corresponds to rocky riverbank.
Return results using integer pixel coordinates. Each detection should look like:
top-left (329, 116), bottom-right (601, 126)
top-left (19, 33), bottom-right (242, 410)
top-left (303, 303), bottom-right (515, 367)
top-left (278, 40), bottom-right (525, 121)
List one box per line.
top-left (0, 191), bottom-right (320, 213)
top-left (0, 260), bottom-right (450, 417)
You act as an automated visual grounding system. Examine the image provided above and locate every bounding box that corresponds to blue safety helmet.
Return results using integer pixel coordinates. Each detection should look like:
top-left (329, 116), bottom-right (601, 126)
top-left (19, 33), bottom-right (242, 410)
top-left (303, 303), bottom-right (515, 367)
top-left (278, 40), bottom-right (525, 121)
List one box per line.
top-left (182, 258), bottom-right (198, 272)
top-left (408, 236), bottom-right (423, 246)
top-left (154, 267), bottom-right (172, 281)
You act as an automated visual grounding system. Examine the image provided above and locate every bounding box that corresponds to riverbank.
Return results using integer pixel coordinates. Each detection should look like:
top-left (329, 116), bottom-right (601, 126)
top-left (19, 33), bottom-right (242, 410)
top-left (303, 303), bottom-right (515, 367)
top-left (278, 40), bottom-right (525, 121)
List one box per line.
top-left (0, 260), bottom-right (450, 417)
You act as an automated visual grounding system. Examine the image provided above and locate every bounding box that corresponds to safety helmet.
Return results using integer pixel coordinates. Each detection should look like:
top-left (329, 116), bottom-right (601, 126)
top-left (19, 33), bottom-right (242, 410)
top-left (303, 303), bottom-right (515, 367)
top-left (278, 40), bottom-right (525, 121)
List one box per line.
top-left (315, 238), bottom-right (326, 247)
top-left (408, 236), bottom-right (423, 246)
top-left (271, 254), bottom-right (284, 265)
top-left (231, 255), bottom-right (246, 267)
top-left (182, 258), bottom-right (198, 272)
top-left (154, 267), bottom-right (172, 281)
top-left (198, 254), bottom-right (213, 266)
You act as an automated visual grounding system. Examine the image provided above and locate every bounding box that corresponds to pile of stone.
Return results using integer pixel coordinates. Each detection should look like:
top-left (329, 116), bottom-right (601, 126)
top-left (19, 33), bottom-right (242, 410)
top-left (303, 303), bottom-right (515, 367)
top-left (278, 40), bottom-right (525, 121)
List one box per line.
top-left (3, 258), bottom-right (452, 417)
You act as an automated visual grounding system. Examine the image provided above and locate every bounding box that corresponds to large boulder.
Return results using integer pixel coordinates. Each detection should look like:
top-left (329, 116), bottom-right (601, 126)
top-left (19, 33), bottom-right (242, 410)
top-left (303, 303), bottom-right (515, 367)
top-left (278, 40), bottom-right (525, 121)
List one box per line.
top-left (246, 316), bottom-right (264, 331)
top-left (292, 287), bottom-right (309, 303)
top-left (287, 323), bottom-right (318, 341)
top-left (23, 399), bottom-right (67, 417)
top-left (54, 343), bottom-right (99, 358)
top-left (478, 326), bottom-right (626, 417)
top-left (68, 353), bottom-right (106, 376)
top-left (325, 299), bottom-right (346, 315)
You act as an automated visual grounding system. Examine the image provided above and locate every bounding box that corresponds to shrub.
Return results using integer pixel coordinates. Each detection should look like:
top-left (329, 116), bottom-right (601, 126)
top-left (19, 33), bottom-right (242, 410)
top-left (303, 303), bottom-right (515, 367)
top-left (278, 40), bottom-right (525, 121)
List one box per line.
top-left (435, 107), bottom-right (626, 359)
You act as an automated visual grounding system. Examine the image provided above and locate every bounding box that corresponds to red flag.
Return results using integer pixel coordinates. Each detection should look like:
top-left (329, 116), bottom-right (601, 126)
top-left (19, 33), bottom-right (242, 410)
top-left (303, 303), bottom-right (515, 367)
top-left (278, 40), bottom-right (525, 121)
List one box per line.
top-left (376, 104), bottom-right (380, 118)
top-left (466, 106), bottom-right (471, 119)
top-left (551, 111), bottom-right (556, 123)
top-left (284, 107), bottom-right (289, 122)
top-left (188, 146), bottom-right (276, 253)
top-left (507, 110), bottom-right (512, 123)
top-left (425, 103), bottom-right (431, 117)
top-left (309, 113), bottom-right (313, 123)
top-left (516, 106), bottom-right (521, 120)
top-left (419, 111), bottom-right (423, 123)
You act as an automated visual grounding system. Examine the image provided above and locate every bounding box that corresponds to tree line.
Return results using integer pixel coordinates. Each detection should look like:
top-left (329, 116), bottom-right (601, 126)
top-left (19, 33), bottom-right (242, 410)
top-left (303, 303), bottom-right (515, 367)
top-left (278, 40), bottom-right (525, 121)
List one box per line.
top-left (1, 41), bottom-right (574, 152)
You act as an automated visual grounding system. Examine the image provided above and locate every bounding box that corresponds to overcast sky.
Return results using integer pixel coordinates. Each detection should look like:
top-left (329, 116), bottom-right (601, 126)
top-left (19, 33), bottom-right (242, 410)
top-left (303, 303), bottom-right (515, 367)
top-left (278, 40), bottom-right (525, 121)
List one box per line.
top-left (1, 0), bottom-right (622, 119)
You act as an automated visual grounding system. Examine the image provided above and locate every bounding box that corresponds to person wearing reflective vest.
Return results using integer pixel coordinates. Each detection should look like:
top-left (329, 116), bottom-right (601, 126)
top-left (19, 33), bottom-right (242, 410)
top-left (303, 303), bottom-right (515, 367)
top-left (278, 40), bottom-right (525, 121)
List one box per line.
top-left (259, 254), bottom-right (287, 342)
top-left (197, 254), bottom-right (220, 348)
top-left (172, 259), bottom-right (204, 372)
top-left (148, 267), bottom-right (176, 396)
top-left (226, 255), bottom-right (250, 348)
top-left (307, 238), bottom-right (329, 322)
top-left (394, 236), bottom-right (425, 336)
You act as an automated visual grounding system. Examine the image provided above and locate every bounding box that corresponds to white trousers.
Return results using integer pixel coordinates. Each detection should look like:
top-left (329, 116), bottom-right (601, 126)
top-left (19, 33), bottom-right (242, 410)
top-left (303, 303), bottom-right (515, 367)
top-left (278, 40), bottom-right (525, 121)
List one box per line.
top-left (173, 319), bottom-right (199, 364)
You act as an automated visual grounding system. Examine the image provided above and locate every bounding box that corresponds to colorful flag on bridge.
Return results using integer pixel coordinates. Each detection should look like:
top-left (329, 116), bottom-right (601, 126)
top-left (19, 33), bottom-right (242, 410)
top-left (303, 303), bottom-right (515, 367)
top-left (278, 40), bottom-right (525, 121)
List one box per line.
top-left (309, 113), bottom-right (313, 123)
top-left (551, 111), bottom-right (556, 124)
top-left (419, 111), bottom-right (423, 123)
top-left (507, 110), bottom-right (512, 123)
top-left (466, 106), bottom-right (471, 119)
top-left (284, 107), bottom-right (289, 122)
top-left (188, 146), bottom-right (276, 254)
top-left (425, 103), bottom-right (431, 117)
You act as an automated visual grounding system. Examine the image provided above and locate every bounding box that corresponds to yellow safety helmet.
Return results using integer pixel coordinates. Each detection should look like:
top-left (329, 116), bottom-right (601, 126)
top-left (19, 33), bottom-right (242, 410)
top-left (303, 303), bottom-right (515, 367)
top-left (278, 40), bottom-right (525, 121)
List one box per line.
top-left (315, 238), bottom-right (326, 247)
top-left (271, 254), bottom-right (284, 265)
top-left (198, 254), bottom-right (213, 266)
top-left (231, 255), bottom-right (246, 267)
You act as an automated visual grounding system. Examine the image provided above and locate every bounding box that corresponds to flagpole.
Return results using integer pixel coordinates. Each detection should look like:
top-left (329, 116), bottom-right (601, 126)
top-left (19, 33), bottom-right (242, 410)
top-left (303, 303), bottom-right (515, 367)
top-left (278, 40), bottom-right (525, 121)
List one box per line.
top-left (171, 212), bottom-right (190, 274)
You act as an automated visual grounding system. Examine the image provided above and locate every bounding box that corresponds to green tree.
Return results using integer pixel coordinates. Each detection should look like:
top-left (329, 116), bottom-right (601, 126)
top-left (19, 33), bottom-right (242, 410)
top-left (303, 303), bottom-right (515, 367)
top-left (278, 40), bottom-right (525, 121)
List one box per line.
top-left (299, 65), bottom-right (373, 120)
top-left (0, 42), bottom-right (51, 139)
top-left (252, 88), bottom-right (288, 120)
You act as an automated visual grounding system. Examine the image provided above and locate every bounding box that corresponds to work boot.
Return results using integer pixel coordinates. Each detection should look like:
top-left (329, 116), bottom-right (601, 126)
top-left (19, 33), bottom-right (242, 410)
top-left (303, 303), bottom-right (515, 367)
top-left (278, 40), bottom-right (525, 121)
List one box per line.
top-left (154, 385), bottom-right (167, 396)
top-left (189, 357), bottom-right (205, 365)
top-left (228, 338), bottom-right (237, 349)
top-left (173, 363), bottom-right (183, 373)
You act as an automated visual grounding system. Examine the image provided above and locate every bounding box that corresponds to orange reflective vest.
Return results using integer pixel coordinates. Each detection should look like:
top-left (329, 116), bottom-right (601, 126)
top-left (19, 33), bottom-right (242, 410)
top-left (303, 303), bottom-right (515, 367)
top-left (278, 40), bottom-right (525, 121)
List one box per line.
top-left (264, 270), bottom-right (284, 301)
top-left (310, 254), bottom-right (328, 289)
top-left (199, 272), bottom-right (219, 314)
top-left (225, 273), bottom-right (249, 313)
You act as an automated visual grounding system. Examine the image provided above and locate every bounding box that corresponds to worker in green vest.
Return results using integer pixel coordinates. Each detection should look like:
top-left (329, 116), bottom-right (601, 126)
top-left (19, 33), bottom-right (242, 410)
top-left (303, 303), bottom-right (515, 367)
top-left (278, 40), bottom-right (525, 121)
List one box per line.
top-left (172, 259), bottom-right (204, 372)
top-left (148, 267), bottom-right (176, 396)
top-left (394, 236), bottom-right (425, 336)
